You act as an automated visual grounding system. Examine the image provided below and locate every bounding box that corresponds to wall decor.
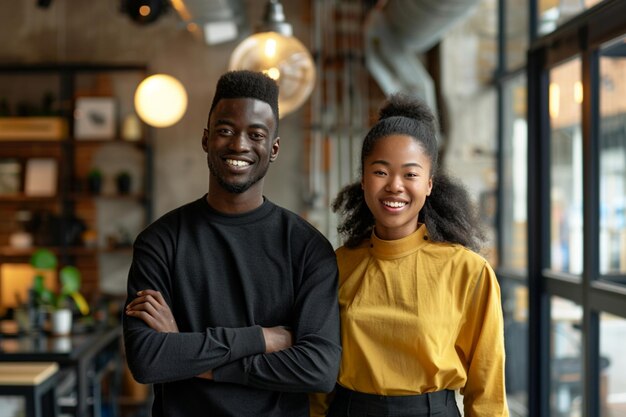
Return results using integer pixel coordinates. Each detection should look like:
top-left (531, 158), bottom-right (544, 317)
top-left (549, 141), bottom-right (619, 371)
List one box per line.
top-left (0, 158), bottom-right (21, 195)
top-left (74, 97), bottom-right (117, 140)
top-left (24, 158), bottom-right (57, 196)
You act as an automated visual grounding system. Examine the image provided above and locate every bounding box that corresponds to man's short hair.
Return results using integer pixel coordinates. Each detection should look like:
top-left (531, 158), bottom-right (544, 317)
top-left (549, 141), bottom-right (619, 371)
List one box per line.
top-left (209, 70), bottom-right (280, 124)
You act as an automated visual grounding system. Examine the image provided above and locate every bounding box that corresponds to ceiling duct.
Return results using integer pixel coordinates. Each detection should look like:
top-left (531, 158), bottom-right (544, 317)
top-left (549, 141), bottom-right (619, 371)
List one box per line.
top-left (365, 0), bottom-right (480, 111)
top-left (170, 0), bottom-right (248, 45)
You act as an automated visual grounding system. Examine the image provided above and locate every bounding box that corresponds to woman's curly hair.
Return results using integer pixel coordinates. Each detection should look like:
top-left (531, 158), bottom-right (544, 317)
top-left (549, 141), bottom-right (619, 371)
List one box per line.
top-left (333, 94), bottom-right (485, 251)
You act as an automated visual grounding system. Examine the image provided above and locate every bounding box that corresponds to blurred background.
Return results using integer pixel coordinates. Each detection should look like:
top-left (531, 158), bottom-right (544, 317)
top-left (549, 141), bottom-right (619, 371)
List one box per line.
top-left (0, 1), bottom-right (624, 416)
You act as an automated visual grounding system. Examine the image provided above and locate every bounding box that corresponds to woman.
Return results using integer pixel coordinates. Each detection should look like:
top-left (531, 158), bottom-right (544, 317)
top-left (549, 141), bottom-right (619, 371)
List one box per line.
top-left (311, 94), bottom-right (508, 416)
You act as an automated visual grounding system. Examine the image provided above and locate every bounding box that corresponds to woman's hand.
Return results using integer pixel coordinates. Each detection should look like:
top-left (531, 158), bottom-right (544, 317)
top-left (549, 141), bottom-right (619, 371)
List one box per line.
top-left (125, 289), bottom-right (179, 333)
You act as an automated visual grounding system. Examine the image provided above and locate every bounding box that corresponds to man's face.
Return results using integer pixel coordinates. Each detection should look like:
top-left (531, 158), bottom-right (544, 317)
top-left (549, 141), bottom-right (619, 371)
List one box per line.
top-left (203, 98), bottom-right (279, 195)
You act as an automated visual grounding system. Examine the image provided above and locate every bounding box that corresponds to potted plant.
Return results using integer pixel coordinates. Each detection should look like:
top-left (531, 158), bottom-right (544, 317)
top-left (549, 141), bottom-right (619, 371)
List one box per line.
top-left (30, 248), bottom-right (90, 335)
top-left (115, 170), bottom-right (132, 194)
top-left (87, 168), bottom-right (103, 194)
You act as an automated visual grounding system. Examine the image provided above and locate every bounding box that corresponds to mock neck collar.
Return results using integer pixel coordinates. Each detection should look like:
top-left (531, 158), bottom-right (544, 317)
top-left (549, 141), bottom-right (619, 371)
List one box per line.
top-left (369, 224), bottom-right (430, 259)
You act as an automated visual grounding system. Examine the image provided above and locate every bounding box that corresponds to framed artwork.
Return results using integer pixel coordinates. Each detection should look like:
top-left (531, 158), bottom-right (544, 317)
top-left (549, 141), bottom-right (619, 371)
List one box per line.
top-left (74, 97), bottom-right (117, 140)
top-left (24, 158), bottom-right (57, 196)
top-left (0, 158), bottom-right (21, 195)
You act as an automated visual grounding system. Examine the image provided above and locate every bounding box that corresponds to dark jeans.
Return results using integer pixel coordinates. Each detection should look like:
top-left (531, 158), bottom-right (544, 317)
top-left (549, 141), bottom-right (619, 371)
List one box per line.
top-left (327, 385), bottom-right (461, 417)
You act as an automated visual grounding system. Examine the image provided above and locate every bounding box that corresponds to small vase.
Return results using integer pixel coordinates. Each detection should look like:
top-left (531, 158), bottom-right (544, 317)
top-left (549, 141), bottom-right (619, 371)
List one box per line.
top-left (50, 309), bottom-right (73, 336)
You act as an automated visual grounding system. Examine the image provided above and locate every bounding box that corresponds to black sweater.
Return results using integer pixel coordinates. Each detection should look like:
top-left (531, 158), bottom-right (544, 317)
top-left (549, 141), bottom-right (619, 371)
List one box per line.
top-left (123, 196), bottom-right (341, 417)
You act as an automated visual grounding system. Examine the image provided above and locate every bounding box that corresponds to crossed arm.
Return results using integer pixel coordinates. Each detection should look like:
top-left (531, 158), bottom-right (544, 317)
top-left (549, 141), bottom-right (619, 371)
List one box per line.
top-left (125, 289), bottom-right (293, 379)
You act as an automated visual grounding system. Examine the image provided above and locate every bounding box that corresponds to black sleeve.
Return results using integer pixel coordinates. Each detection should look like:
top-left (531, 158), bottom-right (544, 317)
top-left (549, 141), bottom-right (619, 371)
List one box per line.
top-left (212, 237), bottom-right (341, 393)
top-left (122, 228), bottom-right (266, 384)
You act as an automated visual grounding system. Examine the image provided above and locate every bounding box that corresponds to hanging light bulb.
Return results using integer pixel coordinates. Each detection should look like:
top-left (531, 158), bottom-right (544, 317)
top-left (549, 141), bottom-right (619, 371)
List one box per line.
top-left (228, 0), bottom-right (316, 118)
top-left (122, 0), bottom-right (168, 25)
top-left (134, 74), bottom-right (188, 128)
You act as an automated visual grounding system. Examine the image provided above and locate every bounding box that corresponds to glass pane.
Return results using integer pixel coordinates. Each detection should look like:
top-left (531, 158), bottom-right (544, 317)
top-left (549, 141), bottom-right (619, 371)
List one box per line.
top-left (538, 0), bottom-right (606, 36)
top-left (599, 36), bottom-right (626, 280)
top-left (501, 74), bottom-right (528, 271)
top-left (549, 57), bottom-right (583, 276)
top-left (505, 0), bottom-right (529, 70)
top-left (550, 296), bottom-right (583, 417)
top-left (503, 281), bottom-right (529, 416)
top-left (600, 313), bottom-right (626, 417)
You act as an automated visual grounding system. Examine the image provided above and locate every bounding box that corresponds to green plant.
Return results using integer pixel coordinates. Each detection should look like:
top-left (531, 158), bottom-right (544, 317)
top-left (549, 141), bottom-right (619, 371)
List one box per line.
top-left (30, 248), bottom-right (89, 315)
top-left (88, 168), bottom-right (102, 179)
top-left (116, 170), bottom-right (130, 180)
top-left (87, 168), bottom-right (103, 194)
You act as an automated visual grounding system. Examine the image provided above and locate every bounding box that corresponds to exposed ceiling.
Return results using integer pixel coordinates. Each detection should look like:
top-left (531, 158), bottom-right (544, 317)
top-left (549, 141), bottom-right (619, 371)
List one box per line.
top-left (170, 0), bottom-right (248, 45)
top-left (365, 0), bottom-right (481, 110)
top-left (168, 0), bottom-right (481, 109)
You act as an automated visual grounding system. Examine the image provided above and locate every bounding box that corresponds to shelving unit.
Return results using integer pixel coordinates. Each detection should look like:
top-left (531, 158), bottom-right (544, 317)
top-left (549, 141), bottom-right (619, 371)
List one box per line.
top-left (0, 63), bottom-right (152, 303)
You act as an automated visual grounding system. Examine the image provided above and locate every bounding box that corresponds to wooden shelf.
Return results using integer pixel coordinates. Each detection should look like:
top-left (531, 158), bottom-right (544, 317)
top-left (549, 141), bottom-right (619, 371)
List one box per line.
top-left (69, 193), bottom-right (147, 201)
top-left (0, 139), bottom-right (67, 145)
top-left (0, 63), bottom-right (152, 303)
top-left (0, 245), bottom-right (133, 258)
top-left (0, 194), bottom-right (60, 203)
top-left (72, 138), bottom-right (148, 147)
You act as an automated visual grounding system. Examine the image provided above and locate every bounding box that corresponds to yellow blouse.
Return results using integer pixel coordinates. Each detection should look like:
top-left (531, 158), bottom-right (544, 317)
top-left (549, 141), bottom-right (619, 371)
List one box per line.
top-left (311, 225), bottom-right (508, 417)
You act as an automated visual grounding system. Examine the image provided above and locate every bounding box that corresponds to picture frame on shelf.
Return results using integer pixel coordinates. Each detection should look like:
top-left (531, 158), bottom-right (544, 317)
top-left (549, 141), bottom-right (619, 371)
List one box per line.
top-left (24, 157), bottom-right (57, 196)
top-left (74, 97), bottom-right (117, 140)
top-left (0, 158), bottom-right (21, 195)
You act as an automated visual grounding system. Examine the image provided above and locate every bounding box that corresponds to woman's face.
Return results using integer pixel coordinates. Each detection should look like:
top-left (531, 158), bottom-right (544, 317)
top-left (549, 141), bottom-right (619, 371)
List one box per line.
top-left (361, 134), bottom-right (432, 241)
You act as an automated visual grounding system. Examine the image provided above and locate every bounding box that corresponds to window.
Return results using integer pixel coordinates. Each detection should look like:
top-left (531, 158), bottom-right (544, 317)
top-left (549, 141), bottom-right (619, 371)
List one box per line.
top-left (598, 36), bottom-right (626, 281)
top-left (501, 74), bottom-right (528, 271)
top-left (600, 313), bottom-right (626, 416)
top-left (550, 296), bottom-right (583, 417)
top-left (549, 57), bottom-right (583, 276)
top-left (538, 0), bottom-right (606, 36)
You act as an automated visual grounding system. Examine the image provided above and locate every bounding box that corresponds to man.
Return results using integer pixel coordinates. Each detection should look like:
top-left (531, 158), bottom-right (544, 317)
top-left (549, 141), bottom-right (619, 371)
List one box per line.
top-left (123, 70), bottom-right (341, 417)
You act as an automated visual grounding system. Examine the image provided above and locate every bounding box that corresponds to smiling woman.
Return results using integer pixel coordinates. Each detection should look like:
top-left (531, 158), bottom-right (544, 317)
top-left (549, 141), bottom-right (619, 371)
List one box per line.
top-left (362, 134), bottom-right (433, 241)
top-left (310, 94), bottom-right (508, 417)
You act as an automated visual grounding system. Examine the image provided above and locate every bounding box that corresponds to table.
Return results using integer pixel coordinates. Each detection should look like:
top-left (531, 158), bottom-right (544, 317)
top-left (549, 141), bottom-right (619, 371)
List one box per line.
top-left (0, 362), bottom-right (59, 417)
top-left (0, 325), bottom-right (122, 417)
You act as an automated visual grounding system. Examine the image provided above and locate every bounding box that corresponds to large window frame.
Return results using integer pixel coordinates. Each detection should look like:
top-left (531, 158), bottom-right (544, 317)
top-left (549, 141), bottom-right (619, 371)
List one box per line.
top-left (525, 1), bottom-right (626, 417)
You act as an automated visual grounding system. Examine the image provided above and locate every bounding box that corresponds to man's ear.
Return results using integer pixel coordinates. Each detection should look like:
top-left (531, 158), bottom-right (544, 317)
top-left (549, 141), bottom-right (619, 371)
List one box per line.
top-left (202, 128), bottom-right (209, 152)
top-left (270, 137), bottom-right (280, 162)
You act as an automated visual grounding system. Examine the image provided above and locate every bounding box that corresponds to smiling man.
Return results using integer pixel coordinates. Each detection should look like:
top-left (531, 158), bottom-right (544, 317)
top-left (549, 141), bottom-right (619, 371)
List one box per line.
top-left (123, 70), bottom-right (341, 417)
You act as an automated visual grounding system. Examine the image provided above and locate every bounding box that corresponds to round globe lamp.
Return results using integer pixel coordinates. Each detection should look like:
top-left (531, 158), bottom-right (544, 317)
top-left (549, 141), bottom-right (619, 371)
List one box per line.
top-left (134, 74), bottom-right (188, 127)
top-left (229, 31), bottom-right (315, 118)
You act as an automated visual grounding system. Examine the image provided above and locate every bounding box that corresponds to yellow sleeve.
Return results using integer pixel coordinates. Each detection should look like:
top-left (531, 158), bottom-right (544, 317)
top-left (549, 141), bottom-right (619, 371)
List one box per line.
top-left (309, 391), bottom-right (333, 417)
top-left (457, 263), bottom-right (509, 417)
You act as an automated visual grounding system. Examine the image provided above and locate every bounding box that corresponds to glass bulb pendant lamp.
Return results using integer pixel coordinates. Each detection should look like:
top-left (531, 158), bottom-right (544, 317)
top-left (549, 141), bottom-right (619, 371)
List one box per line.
top-left (228, 0), bottom-right (316, 117)
top-left (134, 74), bottom-right (188, 128)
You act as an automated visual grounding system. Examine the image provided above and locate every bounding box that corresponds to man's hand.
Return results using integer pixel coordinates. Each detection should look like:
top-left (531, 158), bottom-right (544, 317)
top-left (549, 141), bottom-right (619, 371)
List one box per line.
top-left (262, 326), bottom-right (293, 353)
top-left (125, 289), bottom-right (179, 333)
top-left (127, 290), bottom-right (215, 379)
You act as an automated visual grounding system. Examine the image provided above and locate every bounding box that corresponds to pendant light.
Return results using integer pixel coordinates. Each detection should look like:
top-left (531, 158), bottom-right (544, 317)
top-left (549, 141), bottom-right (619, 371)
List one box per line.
top-left (134, 74), bottom-right (188, 128)
top-left (228, 0), bottom-right (316, 118)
